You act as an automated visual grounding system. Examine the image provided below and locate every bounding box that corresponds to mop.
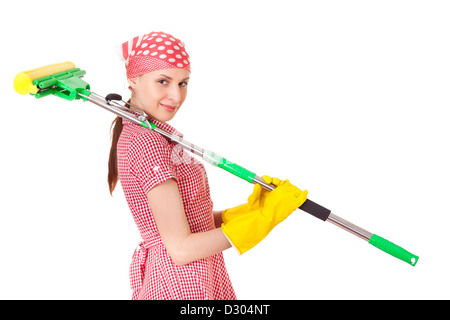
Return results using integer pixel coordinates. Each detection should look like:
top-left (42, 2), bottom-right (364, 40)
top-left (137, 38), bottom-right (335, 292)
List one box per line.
top-left (14, 61), bottom-right (419, 266)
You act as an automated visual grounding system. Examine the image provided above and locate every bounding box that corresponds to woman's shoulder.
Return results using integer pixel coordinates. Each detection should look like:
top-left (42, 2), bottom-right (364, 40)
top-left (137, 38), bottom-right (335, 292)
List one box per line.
top-left (123, 123), bottom-right (170, 155)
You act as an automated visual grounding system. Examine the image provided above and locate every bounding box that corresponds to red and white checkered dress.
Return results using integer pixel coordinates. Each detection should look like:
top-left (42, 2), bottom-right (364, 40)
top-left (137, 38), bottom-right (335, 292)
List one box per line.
top-left (117, 118), bottom-right (236, 300)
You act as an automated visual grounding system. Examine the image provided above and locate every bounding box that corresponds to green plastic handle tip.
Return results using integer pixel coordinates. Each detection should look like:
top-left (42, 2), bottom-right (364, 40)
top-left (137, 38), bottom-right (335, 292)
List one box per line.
top-left (369, 234), bottom-right (419, 266)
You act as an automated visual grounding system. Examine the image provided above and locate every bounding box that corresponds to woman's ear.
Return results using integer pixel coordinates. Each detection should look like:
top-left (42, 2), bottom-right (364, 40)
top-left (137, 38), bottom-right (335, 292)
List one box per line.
top-left (127, 77), bottom-right (138, 89)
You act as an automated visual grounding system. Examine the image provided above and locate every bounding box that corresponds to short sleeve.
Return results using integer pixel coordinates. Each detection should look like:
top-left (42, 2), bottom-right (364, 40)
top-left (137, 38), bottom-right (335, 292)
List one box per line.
top-left (128, 131), bottom-right (178, 194)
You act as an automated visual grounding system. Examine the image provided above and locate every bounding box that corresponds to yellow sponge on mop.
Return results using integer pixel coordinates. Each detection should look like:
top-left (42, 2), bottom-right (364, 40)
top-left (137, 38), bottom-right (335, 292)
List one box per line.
top-left (14, 61), bottom-right (75, 95)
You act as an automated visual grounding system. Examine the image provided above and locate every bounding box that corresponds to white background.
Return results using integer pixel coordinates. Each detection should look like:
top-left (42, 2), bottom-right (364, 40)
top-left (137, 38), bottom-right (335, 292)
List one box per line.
top-left (1, 0), bottom-right (449, 299)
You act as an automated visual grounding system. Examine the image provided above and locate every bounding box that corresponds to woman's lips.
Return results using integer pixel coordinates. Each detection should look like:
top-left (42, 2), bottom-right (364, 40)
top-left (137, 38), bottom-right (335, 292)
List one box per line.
top-left (160, 103), bottom-right (177, 113)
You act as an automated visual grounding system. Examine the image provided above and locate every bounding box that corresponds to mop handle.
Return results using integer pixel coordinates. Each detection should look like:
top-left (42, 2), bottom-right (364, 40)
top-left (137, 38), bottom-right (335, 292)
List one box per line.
top-left (91, 91), bottom-right (419, 266)
top-left (96, 94), bottom-right (418, 266)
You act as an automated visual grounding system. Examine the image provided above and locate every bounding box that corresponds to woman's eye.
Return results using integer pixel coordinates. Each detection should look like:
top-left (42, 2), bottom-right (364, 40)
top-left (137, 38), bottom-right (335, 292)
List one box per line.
top-left (179, 82), bottom-right (188, 87)
top-left (158, 80), bottom-right (168, 85)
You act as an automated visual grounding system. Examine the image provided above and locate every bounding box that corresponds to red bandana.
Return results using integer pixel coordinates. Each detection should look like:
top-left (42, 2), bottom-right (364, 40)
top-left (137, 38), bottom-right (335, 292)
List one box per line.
top-left (121, 31), bottom-right (191, 79)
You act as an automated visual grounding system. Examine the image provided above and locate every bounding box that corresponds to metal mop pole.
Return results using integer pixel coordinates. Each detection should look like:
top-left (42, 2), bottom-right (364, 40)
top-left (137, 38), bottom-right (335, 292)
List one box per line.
top-left (81, 90), bottom-right (418, 266)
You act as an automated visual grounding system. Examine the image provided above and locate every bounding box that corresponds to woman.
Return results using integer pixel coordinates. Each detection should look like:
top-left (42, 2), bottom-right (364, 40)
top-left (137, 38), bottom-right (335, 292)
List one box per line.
top-left (107, 31), bottom-right (308, 300)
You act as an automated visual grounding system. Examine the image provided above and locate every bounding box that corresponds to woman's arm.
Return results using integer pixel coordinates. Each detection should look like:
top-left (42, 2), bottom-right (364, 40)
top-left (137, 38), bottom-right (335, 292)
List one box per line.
top-left (213, 210), bottom-right (224, 228)
top-left (147, 179), bottom-right (231, 266)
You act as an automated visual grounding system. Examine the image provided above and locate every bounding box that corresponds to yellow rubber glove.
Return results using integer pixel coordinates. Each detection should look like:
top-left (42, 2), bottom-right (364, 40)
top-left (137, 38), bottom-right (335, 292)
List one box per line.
top-left (222, 176), bottom-right (283, 224)
top-left (222, 203), bottom-right (248, 225)
top-left (221, 175), bottom-right (308, 254)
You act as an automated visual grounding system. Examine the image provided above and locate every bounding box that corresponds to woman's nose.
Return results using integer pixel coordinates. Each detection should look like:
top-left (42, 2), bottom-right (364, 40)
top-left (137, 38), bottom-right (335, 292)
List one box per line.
top-left (167, 85), bottom-right (181, 104)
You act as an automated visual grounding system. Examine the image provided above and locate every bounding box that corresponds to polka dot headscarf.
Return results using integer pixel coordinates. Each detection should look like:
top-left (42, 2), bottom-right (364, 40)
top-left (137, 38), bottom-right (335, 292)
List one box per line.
top-left (121, 31), bottom-right (190, 79)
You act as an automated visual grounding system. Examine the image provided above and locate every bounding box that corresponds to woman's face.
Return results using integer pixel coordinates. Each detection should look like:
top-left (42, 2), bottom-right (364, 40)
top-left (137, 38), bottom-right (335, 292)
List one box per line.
top-left (128, 68), bottom-right (190, 123)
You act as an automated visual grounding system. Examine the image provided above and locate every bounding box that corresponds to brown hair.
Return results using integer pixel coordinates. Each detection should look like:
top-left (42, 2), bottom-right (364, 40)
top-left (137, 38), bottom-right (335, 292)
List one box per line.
top-left (107, 99), bottom-right (132, 195)
top-left (108, 116), bottom-right (123, 194)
